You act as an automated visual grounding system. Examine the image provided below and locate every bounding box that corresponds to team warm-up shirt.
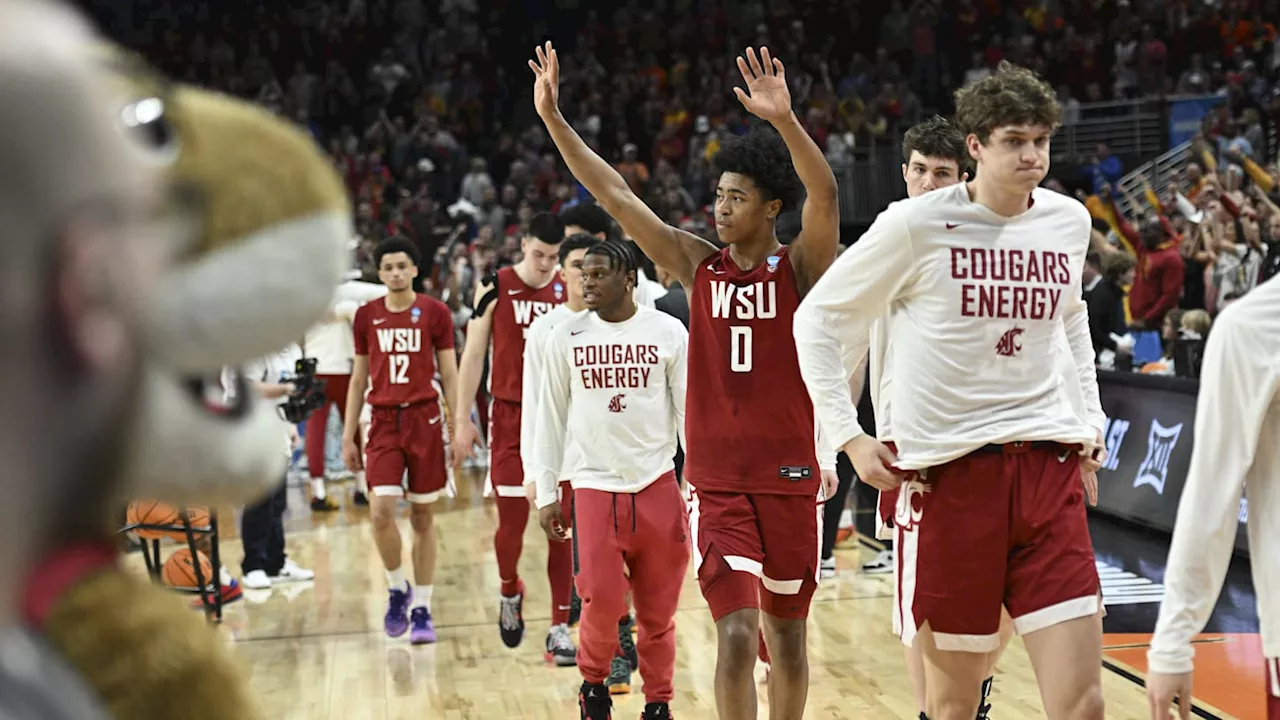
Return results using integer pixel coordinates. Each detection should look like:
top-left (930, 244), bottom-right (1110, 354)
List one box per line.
top-left (521, 304), bottom-right (586, 483)
top-left (1148, 275), bottom-right (1280, 674)
top-left (530, 305), bottom-right (688, 508)
top-left (488, 266), bottom-right (564, 404)
top-left (304, 280), bottom-right (389, 375)
top-left (684, 245), bottom-right (824, 496)
top-left (794, 183), bottom-right (1104, 470)
top-left (352, 294), bottom-right (454, 407)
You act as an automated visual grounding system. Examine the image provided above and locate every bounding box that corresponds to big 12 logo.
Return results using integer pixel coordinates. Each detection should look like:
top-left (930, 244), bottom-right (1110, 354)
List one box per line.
top-left (1101, 416), bottom-right (1130, 472)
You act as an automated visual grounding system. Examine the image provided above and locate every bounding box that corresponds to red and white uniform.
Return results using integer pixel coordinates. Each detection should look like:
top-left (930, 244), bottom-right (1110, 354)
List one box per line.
top-left (353, 294), bottom-right (454, 503)
top-left (487, 266), bottom-right (564, 495)
top-left (795, 184), bottom-right (1104, 652)
top-left (685, 245), bottom-right (825, 621)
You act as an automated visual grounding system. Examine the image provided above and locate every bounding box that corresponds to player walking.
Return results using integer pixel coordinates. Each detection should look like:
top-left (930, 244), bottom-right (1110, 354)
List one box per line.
top-left (451, 213), bottom-right (576, 664)
top-left (1146, 275), bottom-right (1280, 720)
top-left (530, 243), bottom-right (690, 720)
top-left (532, 42), bottom-right (839, 719)
top-left (341, 238), bottom-right (461, 644)
top-left (795, 62), bottom-right (1108, 720)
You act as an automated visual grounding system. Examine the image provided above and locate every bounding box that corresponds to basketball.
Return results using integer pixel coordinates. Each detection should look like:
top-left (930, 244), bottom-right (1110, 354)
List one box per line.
top-left (125, 499), bottom-right (180, 540)
top-left (162, 548), bottom-right (214, 590)
top-left (161, 505), bottom-right (211, 541)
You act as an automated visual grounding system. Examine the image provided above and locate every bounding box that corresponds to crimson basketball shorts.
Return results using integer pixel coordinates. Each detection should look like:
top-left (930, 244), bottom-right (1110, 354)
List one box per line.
top-left (1268, 658), bottom-right (1280, 719)
top-left (891, 441), bottom-right (1100, 652)
top-left (487, 398), bottom-right (524, 497)
top-left (364, 400), bottom-right (449, 504)
top-left (688, 487), bottom-right (823, 621)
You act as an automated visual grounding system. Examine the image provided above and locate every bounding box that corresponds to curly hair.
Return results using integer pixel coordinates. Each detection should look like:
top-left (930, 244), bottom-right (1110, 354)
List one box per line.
top-left (902, 115), bottom-right (968, 169)
top-left (953, 61), bottom-right (1061, 144)
top-left (712, 125), bottom-right (804, 213)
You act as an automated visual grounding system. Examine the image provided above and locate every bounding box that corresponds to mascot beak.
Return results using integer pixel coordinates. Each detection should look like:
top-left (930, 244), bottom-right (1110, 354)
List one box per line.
top-left (115, 79), bottom-right (349, 506)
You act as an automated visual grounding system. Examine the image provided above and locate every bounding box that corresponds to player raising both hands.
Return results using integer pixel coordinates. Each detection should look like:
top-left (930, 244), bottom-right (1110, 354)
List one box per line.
top-left (532, 41), bottom-right (839, 720)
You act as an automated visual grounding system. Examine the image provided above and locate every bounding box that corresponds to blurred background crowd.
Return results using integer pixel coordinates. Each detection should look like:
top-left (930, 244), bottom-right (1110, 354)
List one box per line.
top-left (83, 0), bottom-right (1280, 380)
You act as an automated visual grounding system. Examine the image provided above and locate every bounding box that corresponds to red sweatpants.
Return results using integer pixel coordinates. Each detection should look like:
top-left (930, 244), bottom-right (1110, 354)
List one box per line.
top-left (305, 373), bottom-right (350, 479)
top-left (575, 473), bottom-right (689, 703)
top-left (495, 483), bottom-right (575, 626)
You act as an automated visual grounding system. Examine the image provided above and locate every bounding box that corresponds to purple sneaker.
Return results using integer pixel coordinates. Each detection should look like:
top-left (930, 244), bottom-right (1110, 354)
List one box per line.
top-left (384, 583), bottom-right (412, 637)
top-left (410, 607), bottom-right (437, 644)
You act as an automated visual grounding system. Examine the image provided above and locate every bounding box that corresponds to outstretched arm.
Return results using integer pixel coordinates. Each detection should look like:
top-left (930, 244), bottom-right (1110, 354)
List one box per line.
top-left (531, 42), bottom-right (715, 288)
top-left (732, 47), bottom-right (839, 294)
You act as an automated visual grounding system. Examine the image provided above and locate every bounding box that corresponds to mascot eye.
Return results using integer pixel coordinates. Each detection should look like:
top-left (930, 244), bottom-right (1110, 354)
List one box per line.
top-left (119, 97), bottom-right (179, 165)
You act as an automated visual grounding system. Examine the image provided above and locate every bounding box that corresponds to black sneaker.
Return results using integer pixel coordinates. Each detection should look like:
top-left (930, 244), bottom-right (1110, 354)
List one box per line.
top-left (618, 615), bottom-right (638, 671)
top-left (641, 702), bottom-right (672, 719)
top-left (568, 586), bottom-right (582, 627)
top-left (606, 654), bottom-right (631, 695)
top-left (498, 582), bottom-right (525, 648)
top-left (352, 490), bottom-right (369, 506)
top-left (975, 676), bottom-right (993, 719)
top-left (579, 681), bottom-right (612, 720)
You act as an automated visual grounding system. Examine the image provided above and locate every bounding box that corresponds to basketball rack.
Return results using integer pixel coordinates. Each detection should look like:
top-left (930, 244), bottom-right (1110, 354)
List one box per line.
top-left (119, 508), bottom-right (225, 624)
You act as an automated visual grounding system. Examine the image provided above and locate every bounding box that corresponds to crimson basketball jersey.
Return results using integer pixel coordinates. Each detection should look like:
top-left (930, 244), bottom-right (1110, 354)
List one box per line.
top-left (353, 294), bottom-right (454, 407)
top-left (488, 266), bottom-right (564, 403)
top-left (685, 246), bottom-right (819, 496)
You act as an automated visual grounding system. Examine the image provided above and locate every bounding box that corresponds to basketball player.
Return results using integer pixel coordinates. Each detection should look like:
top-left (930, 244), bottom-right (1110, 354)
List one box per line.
top-left (530, 243), bottom-right (690, 720)
top-left (1145, 275), bottom-right (1280, 720)
top-left (304, 274), bottom-right (387, 510)
top-left (532, 43), bottom-right (840, 719)
top-left (861, 117), bottom-right (1011, 719)
top-left (0, 3), bottom-right (162, 715)
top-left (794, 62), bottom-right (1107, 720)
top-left (523, 233), bottom-right (643, 691)
top-left (342, 237), bottom-right (460, 645)
top-left (451, 213), bottom-right (576, 664)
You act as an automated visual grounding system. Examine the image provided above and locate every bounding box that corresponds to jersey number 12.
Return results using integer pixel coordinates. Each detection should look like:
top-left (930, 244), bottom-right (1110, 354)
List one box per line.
top-left (729, 326), bottom-right (752, 372)
top-left (389, 353), bottom-right (411, 384)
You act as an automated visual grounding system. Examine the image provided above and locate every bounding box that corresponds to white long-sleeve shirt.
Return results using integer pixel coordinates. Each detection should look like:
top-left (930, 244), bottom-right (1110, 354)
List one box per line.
top-left (530, 305), bottom-right (688, 508)
top-left (521, 304), bottom-right (586, 483)
top-left (303, 280), bottom-right (388, 374)
top-left (794, 183), bottom-right (1104, 469)
top-left (1148, 275), bottom-right (1280, 673)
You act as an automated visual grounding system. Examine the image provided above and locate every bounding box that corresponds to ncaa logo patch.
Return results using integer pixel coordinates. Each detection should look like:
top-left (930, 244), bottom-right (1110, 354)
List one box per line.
top-left (410, 306), bottom-right (422, 323)
top-left (766, 255), bottom-right (780, 273)
top-left (554, 282), bottom-right (564, 300)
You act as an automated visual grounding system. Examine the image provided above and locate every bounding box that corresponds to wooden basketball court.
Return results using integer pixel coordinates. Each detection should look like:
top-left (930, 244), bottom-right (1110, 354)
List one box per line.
top-left (135, 469), bottom-right (1250, 719)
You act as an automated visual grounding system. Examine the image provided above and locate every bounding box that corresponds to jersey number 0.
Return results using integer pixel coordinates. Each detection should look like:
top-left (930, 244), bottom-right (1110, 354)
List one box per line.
top-left (729, 326), bottom-right (752, 373)
top-left (389, 353), bottom-right (411, 384)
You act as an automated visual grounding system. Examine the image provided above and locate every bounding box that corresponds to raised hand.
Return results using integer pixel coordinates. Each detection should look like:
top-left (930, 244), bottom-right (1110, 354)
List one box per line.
top-left (528, 40), bottom-right (561, 119)
top-left (733, 46), bottom-right (794, 126)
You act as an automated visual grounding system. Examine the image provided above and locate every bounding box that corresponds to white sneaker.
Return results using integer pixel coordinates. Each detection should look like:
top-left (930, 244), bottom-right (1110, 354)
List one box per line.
top-left (219, 566), bottom-right (235, 587)
top-left (820, 556), bottom-right (837, 579)
top-left (861, 549), bottom-right (894, 574)
top-left (243, 569), bottom-right (271, 589)
top-left (270, 559), bottom-right (315, 583)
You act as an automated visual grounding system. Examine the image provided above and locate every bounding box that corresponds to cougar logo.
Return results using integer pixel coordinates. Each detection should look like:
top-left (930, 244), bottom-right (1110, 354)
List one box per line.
top-left (893, 476), bottom-right (932, 532)
top-left (994, 326), bottom-right (1025, 357)
top-left (1133, 419), bottom-right (1183, 495)
top-left (606, 393), bottom-right (627, 413)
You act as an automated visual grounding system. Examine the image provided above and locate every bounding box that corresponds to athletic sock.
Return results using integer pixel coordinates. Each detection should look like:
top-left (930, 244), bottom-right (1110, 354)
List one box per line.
top-left (310, 478), bottom-right (327, 500)
top-left (412, 585), bottom-right (433, 611)
top-left (386, 567), bottom-right (406, 590)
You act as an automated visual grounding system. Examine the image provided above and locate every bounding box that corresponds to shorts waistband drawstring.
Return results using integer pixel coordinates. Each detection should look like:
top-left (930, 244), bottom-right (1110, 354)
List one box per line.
top-left (610, 493), bottom-right (639, 536)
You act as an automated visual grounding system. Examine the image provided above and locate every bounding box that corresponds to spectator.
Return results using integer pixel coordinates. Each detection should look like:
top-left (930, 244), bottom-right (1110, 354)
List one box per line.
top-left (1089, 252), bottom-right (1136, 367)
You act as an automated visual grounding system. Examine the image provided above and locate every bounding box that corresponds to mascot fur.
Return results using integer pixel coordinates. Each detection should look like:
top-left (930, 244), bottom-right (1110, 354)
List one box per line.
top-left (23, 45), bottom-right (351, 720)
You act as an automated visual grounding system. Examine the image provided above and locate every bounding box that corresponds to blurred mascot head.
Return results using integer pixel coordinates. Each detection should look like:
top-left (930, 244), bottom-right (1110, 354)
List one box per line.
top-left (100, 46), bottom-right (350, 506)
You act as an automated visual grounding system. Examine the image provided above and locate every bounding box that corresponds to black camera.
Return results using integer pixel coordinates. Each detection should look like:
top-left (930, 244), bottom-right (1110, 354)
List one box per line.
top-left (279, 357), bottom-right (328, 424)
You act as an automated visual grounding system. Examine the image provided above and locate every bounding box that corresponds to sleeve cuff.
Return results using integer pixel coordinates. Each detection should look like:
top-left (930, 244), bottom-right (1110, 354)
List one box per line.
top-left (819, 452), bottom-right (837, 471)
top-left (1146, 647), bottom-right (1195, 676)
top-left (533, 470), bottom-right (559, 509)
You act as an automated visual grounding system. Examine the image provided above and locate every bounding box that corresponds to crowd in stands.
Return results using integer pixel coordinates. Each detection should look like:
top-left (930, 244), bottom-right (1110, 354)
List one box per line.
top-left (86, 0), bottom-right (1280, 380)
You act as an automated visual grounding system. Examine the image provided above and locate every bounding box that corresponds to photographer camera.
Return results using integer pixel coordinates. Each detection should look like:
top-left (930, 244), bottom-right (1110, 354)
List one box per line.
top-left (221, 345), bottom-right (317, 591)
